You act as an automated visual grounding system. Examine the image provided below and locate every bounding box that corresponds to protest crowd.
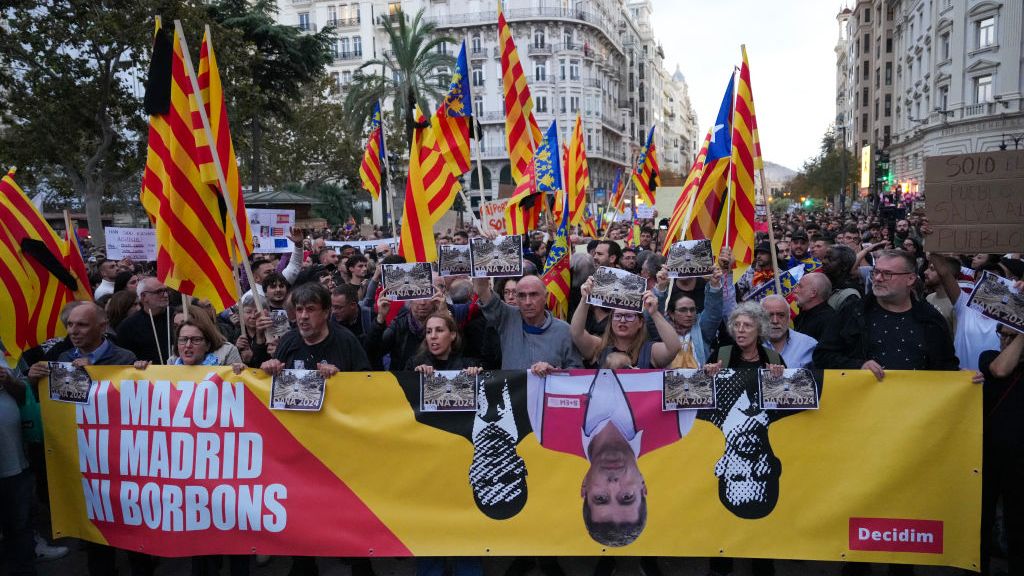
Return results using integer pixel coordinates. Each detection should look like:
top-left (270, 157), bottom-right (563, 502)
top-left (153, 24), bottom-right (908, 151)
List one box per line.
top-left (2, 202), bottom-right (1023, 576)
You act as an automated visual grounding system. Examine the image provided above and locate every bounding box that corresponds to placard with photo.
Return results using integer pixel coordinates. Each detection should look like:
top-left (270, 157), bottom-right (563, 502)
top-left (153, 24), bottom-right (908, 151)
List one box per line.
top-left (662, 368), bottom-right (716, 410)
top-left (48, 362), bottom-right (93, 404)
top-left (381, 262), bottom-right (435, 301)
top-left (267, 309), bottom-right (292, 341)
top-left (759, 368), bottom-right (820, 410)
top-left (420, 370), bottom-right (478, 412)
top-left (469, 235), bottom-right (524, 278)
top-left (665, 239), bottom-right (715, 278)
top-left (588, 266), bottom-right (646, 313)
top-left (438, 244), bottom-right (472, 277)
top-left (966, 270), bottom-right (1024, 334)
top-left (270, 369), bottom-right (326, 411)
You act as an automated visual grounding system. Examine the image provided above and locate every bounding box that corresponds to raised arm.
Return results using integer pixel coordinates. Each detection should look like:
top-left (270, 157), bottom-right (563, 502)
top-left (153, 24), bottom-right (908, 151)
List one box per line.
top-left (570, 277), bottom-right (603, 362)
top-left (930, 253), bottom-right (963, 306)
top-left (646, 291), bottom-right (682, 367)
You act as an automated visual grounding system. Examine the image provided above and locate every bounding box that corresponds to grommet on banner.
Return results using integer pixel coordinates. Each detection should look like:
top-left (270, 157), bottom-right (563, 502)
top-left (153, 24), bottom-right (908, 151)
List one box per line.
top-left (367, 548), bottom-right (375, 556)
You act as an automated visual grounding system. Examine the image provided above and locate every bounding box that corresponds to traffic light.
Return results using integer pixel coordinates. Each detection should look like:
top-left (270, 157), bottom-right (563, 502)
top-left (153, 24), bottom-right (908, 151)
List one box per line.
top-left (875, 151), bottom-right (891, 191)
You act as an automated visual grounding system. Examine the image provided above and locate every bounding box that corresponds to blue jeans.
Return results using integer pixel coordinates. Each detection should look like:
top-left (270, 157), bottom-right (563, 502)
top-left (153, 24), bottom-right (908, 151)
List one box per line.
top-left (416, 557), bottom-right (483, 576)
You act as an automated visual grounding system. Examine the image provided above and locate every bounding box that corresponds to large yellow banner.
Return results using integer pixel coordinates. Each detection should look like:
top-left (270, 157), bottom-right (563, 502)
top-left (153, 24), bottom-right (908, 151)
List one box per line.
top-left (43, 367), bottom-right (980, 570)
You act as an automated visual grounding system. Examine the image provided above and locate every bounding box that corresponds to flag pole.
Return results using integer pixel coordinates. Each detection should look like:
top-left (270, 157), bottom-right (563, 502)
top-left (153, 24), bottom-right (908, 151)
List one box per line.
top-left (377, 60), bottom-right (400, 238)
top-left (463, 36), bottom-right (486, 232)
top-left (760, 168), bottom-right (782, 295)
top-left (722, 66), bottom-right (739, 260)
top-left (177, 22), bottom-right (262, 315)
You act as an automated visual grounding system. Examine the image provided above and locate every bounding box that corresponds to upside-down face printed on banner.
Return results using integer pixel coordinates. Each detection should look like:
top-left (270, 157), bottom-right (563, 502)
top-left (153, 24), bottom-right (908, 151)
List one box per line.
top-left (44, 367), bottom-right (980, 569)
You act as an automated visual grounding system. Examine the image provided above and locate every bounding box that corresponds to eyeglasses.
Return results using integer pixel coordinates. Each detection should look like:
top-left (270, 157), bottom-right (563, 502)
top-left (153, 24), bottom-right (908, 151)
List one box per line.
top-left (613, 313), bottom-right (638, 323)
top-left (177, 336), bottom-right (207, 346)
top-left (869, 268), bottom-right (914, 281)
top-left (142, 288), bottom-right (169, 297)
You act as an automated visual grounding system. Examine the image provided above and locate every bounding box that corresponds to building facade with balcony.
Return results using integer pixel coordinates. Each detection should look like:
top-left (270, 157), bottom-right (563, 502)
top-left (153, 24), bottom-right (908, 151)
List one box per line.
top-left (886, 0), bottom-right (1024, 195)
top-left (276, 0), bottom-right (698, 217)
top-left (836, 0), bottom-right (897, 190)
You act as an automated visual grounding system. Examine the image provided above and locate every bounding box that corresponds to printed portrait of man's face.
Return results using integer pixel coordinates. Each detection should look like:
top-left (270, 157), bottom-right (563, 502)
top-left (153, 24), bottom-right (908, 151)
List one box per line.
top-left (468, 423), bottom-right (527, 520)
top-left (714, 402), bottom-right (781, 519)
top-left (581, 423), bottom-right (647, 547)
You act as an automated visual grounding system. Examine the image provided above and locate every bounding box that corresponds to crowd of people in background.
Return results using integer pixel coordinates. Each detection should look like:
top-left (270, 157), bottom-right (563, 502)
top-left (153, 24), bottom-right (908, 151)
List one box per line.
top-left (1, 205), bottom-right (1023, 576)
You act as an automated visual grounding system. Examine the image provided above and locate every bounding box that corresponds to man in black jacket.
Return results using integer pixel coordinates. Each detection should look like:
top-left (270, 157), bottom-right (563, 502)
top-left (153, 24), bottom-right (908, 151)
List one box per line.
top-left (814, 250), bottom-right (958, 379)
top-left (116, 277), bottom-right (172, 364)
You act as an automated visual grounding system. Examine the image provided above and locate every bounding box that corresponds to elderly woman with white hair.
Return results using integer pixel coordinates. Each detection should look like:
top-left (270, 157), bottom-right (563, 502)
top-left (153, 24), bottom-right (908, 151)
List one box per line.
top-left (705, 301), bottom-right (786, 376)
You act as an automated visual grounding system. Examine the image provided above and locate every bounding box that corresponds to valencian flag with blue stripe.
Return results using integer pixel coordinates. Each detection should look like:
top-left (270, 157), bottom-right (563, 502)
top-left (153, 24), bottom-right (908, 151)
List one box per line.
top-left (359, 102), bottom-right (385, 200)
top-left (432, 40), bottom-right (472, 176)
top-left (632, 125), bottom-right (660, 207)
top-left (542, 198), bottom-right (571, 320)
top-left (506, 121), bottom-right (559, 234)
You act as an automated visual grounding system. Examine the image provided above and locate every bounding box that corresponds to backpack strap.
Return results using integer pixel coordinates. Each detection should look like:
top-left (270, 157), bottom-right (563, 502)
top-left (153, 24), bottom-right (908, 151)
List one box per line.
top-left (828, 288), bottom-right (859, 311)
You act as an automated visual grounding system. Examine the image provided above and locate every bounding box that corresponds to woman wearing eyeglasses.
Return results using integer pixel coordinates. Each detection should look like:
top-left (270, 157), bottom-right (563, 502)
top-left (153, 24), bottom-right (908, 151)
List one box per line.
top-left (133, 319), bottom-right (223, 369)
top-left (571, 277), bottom-right (681, 369)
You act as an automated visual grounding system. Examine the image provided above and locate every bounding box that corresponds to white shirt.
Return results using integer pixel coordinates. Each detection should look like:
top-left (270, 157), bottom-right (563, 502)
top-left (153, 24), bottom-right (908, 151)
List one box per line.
top-left (94, 278), bottom-right (116, 300)
top-left (954, 294), bottom-right (1000, 371)
top-left (581, 370), bottom-right (643, 461)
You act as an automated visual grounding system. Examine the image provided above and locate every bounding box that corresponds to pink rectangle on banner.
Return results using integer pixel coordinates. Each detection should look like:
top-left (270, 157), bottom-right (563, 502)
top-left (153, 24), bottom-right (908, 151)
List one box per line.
top-left (849, 518), bottom-right (943, 554)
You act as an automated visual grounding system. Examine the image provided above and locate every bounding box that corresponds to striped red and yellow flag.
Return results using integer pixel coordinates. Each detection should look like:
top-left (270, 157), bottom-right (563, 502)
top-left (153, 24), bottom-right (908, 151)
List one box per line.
top-left (542, 208), bottom-right (571, 320)
top-left (504, 162), bottom-right (542, 235)
top-left (498, 3), bottom-right (543, 188)
top-left (399, 108), bottom-right (463, 263)
top-left (0, 170), bottom-right (90, 363)
top-left (713, 46), bottom-right (758, 275)
top-left (359, 103), bottom-right (385, 200)
top-left (580, 207), bottom-right (598, 239)
top-left (567, 115), bottom-right (589, 226)
top-left (431, 40), bottom-right (473, 177)
top-left (686, 150), bottom-right (730, 241)
top-left (141, 21), bottom-right (238, 311)
top-left (196, 27), bottom-right (253, 261)
top-left (662, 129), bottom-right (712, 255)
top-left (632, 125), bottom-right (660, 206)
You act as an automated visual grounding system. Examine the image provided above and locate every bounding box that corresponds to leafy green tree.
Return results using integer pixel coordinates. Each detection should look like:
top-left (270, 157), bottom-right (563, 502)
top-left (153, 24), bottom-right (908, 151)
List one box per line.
top-left (260, 78), bottom-right (363, 189)
top-left (0, 0), bottom-right (208, 247)
top-left (342, 8), bottom-right (455, 146)
top-left (788, 126), bottom-right (859, 203)
top-left (205, 0), bottom-right (335, 195)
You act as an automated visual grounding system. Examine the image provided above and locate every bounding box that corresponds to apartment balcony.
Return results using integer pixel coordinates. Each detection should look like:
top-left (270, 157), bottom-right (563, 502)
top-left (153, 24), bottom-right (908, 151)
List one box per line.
top-left (327, 17), bottom-right (360, 28)
top-left (335, 51), bottom-right (363, 62)
top-left (963, 102), bottom-right (993, 118)
top-left (478, 111), bottom-right (505, 124)
top-left (469, 46), bottom-right (489, 60)
top-left (425, 7), bottom-right (622, 55)
top-left (296, 22), bottom-right (317, 33)
top-left (528, 43), bottom-right (552, 56)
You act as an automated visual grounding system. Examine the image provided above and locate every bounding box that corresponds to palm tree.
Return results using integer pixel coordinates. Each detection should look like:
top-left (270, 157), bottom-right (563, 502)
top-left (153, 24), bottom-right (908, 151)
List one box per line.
top-left (343, 8), bottom-right (456, 146)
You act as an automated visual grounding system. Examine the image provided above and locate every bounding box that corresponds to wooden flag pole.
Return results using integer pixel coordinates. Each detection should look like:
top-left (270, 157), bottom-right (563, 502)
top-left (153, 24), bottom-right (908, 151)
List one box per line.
top-left (722, 66), bottom-right (739, 255)
top-left (182, 295), bottom-right (191, 322)
top-left (229, 254), bottom-right (248, 342)
top-left (177, 22), bottom-right (262, 315)
top-left (759, 166), bottom-right (783, 295)
top-left (463, 35), bottom-right (486, 232)
top-left (376, 71), bottom-right (400, 238)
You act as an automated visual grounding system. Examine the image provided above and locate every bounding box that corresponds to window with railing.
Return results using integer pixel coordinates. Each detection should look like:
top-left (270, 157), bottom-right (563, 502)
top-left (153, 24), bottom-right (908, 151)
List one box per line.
top-left (534, 63), bottom-right (546, 81)
top-left (472, 65), bottom-right (484, 87)
top-left (535, 96), bottom-right (547, 113)
top-left (569, 60), bottom-right (580, 80)
top-left (353, 36), bottom-right (361, 56)
top-left (533, 29), bottom-right (545, 48)
top-left (298, 12), bottom-right (310, 31)
top-left (940, 32), bottom-right (950, 60)
top-left (975, 74), bottom-right (993, 103)
top-left (472, 35), bottom-right (482, 52)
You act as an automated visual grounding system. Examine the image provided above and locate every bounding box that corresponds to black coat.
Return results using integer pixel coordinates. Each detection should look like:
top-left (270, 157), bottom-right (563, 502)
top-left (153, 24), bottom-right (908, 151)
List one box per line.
top-left (812, 294), bottom-right (959, 370)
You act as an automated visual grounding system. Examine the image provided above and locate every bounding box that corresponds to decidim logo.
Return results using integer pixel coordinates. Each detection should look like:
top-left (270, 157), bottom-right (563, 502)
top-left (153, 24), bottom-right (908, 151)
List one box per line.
top-left (849, 518), bottom-right (943, 554)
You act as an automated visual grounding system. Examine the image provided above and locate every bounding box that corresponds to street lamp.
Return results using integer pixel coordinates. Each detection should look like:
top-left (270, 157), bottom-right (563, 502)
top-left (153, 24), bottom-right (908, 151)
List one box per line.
top-left (999, 133), bottom-right (1024, 150)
